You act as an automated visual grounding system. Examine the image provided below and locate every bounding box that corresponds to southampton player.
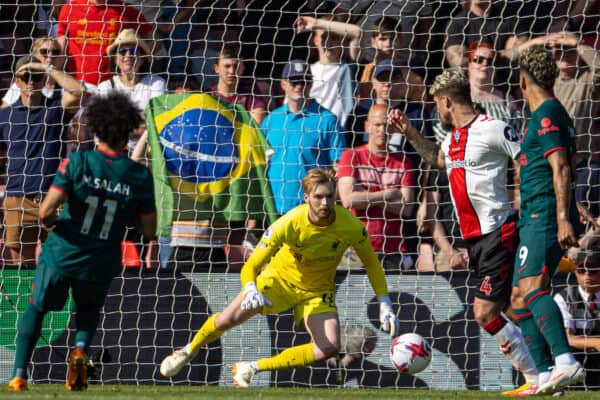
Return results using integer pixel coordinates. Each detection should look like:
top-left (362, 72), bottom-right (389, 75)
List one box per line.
top-left (510, 45), bottom-right (584, 395)
top-left (160, 168), bottom-right (398, 386)
top-left (388, 69), bottom-right (539, 396)
top-left (7, 92), bottom-right (157, 392)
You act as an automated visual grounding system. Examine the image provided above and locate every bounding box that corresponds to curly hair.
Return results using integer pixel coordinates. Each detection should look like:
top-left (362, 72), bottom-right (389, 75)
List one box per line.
top-left (519, 45), bottom-right (557, 91)
top-left (429, 68), bottom-right (472, 105)
top-left (85, 92), bottom-right (143, 149)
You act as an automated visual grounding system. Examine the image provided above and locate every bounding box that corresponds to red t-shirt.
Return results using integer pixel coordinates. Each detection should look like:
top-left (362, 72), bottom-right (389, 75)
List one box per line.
top-left (337, 145), bottom-right (416, 253)
top-left (57, 0), bottom-right (151, 85)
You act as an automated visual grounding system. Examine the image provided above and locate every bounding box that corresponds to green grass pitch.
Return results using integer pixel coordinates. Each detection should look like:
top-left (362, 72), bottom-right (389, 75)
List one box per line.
top-left (2, 385), bottom-right (600, 399)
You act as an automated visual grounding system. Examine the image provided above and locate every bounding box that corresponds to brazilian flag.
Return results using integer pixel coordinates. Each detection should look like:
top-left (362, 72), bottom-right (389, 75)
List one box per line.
top-left (146, 93), bottom-right (277, 238)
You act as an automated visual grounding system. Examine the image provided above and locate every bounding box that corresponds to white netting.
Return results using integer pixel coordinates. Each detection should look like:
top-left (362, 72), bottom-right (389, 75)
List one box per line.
top-left (0, 0), bottom-right (599, 391)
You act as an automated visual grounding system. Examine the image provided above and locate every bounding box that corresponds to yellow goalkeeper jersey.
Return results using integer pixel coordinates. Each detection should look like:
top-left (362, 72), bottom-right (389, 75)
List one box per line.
top-left (241, 204), bottom-right (389, 296)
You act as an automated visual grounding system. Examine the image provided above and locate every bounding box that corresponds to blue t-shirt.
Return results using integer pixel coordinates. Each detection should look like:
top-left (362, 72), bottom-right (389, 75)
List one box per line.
top-left (0, 95), bottom-right (71, 195)
top-left (261, 101), bottom-right (347, 214)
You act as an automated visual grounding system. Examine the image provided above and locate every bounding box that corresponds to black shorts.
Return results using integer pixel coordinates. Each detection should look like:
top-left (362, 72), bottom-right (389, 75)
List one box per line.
top-left (466, 215), bottom-right (518, 302)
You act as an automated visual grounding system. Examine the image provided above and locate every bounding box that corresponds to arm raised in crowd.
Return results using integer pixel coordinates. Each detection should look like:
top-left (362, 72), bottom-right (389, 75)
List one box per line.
top-left (16, 61), bottom-right (86, 112)
top-left (295, 16), bottom-right (362, 61)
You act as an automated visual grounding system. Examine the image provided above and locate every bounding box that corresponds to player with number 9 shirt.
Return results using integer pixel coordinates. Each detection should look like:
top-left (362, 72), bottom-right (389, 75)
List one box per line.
top-left (7, 92), bottom-right (157, 392)
top-left (510, 45), bottom-right (584, 395)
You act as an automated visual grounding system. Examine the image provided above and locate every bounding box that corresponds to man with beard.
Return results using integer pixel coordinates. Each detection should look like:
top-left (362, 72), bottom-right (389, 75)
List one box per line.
top-left (159, 168), bottom-right (398, 387)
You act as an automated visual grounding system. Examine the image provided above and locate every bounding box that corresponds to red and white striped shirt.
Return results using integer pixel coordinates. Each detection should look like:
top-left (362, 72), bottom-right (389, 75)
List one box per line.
top-left (441, 114), bottom-right (521, 239)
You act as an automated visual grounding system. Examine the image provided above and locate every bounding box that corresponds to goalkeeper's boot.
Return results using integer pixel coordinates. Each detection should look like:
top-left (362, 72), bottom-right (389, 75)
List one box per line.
top-left (7, 377), bottom-right (27, 392)
top-left (536, 362), bottom-right (584, 395)
top-left (232, 362), bottom-right (256, 388)
top-left (160, 348), bottom-right (196, 377)
top-left (65, 348), bottom-right (89, 391)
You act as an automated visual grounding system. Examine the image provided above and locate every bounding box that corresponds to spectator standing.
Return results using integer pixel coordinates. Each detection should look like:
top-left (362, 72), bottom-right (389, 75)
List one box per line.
top-left (98, 29), bottom-right (166, 116)
top-left (555, 247), bottom-right (600, 390)
top-left (330, 0), bottom-right (432, 64)
top-left (510, 45), bottom-right (584, 395)
top-left (210, 43), bottom-right (267, 125)
top-left (56, 0), bottom-right (152, 86)
top-left (444, 0), bottom-right (517, 68)
top-left (388, 69), bottom-right (538, 395)
top-left (97, 29), bottom-right (166, 152)
top-left (550, 33), bottom-right (599, 223)
top-left (262, 60), bottom-right (346, 215)
top-left (338, 104), bottom-right (416, 270)
top-left (0, 55), bottom-right (86, 266)
top-left (357, 17), bottom-right (424, 104)
top-left (2, 38), bottom-right (65, 108)
top-left (295, 16), bottom-right (360, 127)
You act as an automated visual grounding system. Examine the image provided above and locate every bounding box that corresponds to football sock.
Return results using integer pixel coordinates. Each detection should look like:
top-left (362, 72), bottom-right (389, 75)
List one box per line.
top-left (189, 313), bottom-right (223, 354)
top-left (514, 307), bottom-right (552, 373)
top-left (74, 308), bottom-right (101, 352)
top-left (525, 289), bottom-right (572, 358)
top-left (12, 305), bottom-right (45, 379)
top-left (555, 353), bottom-right (576, 366)
top-left (489, 316), bottom-right (538, 382)
top-left (255, 343), bottom-right (315, 371)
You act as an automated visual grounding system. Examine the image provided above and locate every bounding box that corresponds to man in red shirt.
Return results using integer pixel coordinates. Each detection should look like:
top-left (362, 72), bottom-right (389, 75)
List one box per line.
top-left (57, 0), bottom-right (152, 85)
top-left (337, 104), bottom-right (416, 270)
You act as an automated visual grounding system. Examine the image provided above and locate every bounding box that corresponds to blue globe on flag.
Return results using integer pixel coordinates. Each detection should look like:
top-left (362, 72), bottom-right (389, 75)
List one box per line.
top-left (160, 108), bottom-right (239, 183)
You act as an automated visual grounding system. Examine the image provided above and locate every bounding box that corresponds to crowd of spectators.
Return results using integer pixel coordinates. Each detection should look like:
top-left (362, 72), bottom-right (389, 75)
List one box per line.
top-left (0, 0), bottom-right (598, 277)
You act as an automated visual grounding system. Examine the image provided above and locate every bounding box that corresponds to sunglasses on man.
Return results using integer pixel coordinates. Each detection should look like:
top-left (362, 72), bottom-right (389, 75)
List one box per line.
top-left (17, 72), bottom-right (45, 83)
top-left (471, 55), bottom-right (494, 65)
top-left (118, 46), bottom-right (139, 56)
top-left (39, 48), bottom-right (61, 57)
top-left (576, 267), bottom-right (600, 275)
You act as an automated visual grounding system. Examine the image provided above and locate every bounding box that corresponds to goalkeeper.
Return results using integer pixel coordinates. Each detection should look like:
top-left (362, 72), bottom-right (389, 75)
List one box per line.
top-left (160, 168), bottom-right (398, 387)
top-left (7, 92), bottom-right (157, 392)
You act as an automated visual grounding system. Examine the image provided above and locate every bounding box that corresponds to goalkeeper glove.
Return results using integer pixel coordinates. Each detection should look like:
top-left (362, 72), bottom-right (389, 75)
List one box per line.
top-left (240, 282), bottom-right (272, 311)
top-left (378, 295), bottom-right (399, 337)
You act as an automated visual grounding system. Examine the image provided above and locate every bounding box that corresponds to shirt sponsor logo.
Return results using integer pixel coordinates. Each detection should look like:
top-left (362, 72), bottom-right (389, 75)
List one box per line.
top-left (537, 117), bottom-right (560, 136)
top-left (447, 159), bottom-right (479, 169)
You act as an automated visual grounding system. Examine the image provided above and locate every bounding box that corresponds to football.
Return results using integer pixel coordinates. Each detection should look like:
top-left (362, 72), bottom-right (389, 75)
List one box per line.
top-left (389, 333), bottom-right (432, 374)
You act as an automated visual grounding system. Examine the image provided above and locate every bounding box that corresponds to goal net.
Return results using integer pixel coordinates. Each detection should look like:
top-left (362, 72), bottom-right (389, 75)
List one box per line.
top-left (0, 0), bottom-right (598, 391)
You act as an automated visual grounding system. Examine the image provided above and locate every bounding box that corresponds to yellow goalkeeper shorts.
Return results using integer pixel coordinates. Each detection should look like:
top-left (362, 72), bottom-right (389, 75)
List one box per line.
top-left (256, 267), bottom-right (337, 328)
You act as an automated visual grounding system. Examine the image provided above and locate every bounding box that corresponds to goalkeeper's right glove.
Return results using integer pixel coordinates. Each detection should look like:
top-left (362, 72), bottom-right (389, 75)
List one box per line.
top-left (240, 282), bottom-right (272, 311)
top-left (378, 295), bottom-right (399, 338)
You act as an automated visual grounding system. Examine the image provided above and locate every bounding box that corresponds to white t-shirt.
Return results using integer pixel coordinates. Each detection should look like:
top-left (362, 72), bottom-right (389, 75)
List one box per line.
top-left (96, 74), bottom-right (167, 151)
top-left (309, 62), bottom-right (355, 127)
top-left (440, 114), bottom-right (521, 239)
top-left (96, 74), bottom-right (167, 114)
top-left (2, 82), bottom-right (56, 105)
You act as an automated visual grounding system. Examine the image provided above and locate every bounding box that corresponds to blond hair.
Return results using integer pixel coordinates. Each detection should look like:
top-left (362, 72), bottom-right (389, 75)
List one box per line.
top-left (519, 45), bottom-right (556, 91)
top-left (302, 168), bottom-right (336, 195)
top-left (31, 38), bottom-right (59, 54)
top-left (429, 68), bottom-right (472, 105)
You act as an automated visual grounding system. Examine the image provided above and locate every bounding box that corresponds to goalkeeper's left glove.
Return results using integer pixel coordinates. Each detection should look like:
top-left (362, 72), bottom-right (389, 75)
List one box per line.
top-left (378, 295), bottom-right (399, 337)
